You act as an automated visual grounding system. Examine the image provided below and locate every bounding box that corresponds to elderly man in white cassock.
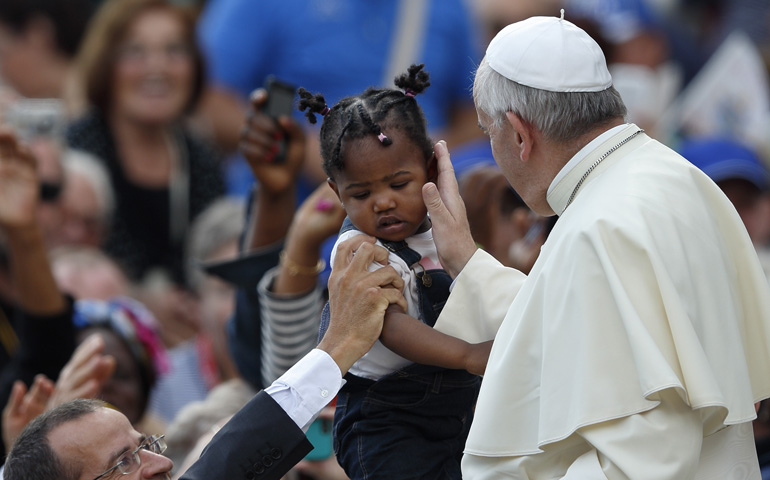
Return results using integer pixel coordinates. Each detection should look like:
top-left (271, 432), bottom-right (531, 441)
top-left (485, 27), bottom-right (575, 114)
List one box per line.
top-left (422, 10), bottom-right (770, 480)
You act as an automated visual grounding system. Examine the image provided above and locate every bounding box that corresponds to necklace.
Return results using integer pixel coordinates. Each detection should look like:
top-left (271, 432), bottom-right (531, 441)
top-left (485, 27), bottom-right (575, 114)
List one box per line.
top-left (562, 129), bottom-right (644, 213)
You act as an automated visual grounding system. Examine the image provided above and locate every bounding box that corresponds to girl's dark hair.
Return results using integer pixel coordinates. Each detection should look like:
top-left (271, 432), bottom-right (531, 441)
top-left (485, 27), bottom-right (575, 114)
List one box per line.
top-left (298, 63), bottom-right (434, 179)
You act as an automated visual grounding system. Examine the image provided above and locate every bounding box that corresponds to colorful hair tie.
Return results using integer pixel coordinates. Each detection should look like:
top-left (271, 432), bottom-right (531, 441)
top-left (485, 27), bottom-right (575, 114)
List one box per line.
top-left (404, 88), bottom-right (416, 97)
top-left (377, 132), bottom-right (389, 143)
top-left (320, 106), bottom-right (331, 116)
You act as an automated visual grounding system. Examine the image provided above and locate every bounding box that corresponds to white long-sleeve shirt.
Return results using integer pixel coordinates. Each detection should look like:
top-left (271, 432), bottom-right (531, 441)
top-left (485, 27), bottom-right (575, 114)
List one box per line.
top-left (265, 348), bottom-right (343, 432)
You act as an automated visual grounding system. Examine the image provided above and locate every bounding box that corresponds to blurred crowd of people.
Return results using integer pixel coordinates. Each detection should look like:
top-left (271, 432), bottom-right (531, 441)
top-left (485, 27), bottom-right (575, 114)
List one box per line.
top-left (0, 0), bottom-right (768, 478)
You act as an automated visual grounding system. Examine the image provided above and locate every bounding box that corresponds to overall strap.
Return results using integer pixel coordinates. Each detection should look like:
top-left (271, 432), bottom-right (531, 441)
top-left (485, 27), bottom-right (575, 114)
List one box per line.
top-left (380, 239), bottom-right (421, 266)
top-left (338, 217), bottom-right (431, 286)
top-left (381, 239), bottom-right (433, 288)
top-left (339, 217), bottom-right (356, 235)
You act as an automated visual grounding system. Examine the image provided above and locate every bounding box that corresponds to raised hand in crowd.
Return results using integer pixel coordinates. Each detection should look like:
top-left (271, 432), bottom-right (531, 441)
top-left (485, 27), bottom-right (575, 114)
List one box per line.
top-left (1, 333), bottom-right (114, 449)
top-left (239, 88), bottom-right (307, 250)
top-left (239, 88), bottom-right (306, 194)
top-left (0, 128), bottom-right (38, 231)
top-left (0, 127), bottom-right (66, 315)
top-left (2, 374), bottom-right (53, 450)
top-left (45, 333), bottom-right (115, 409)
top-left (273, 183), bottom-right (344, 296)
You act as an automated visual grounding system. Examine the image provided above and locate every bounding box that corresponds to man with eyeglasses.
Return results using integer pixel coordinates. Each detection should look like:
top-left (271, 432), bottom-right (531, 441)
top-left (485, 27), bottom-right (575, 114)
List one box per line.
top-left (3, 235), bottom-right (407, 480)
top-left (6, 400), bottom-right (171, 480)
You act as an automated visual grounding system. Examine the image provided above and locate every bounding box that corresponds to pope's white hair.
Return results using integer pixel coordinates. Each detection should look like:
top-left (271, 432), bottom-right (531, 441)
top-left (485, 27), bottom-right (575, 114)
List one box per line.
top-left (473, 58), bottom-right (627, 143)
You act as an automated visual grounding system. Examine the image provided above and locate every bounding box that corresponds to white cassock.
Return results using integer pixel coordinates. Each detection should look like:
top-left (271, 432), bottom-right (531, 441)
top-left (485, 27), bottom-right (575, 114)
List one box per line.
top-left (435, 124), bottom-right (770, 479)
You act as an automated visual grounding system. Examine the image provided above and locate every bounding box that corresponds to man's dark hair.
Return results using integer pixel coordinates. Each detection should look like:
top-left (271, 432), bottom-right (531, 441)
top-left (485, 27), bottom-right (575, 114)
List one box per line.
top-left (298, 63), bottom-right (434, 179)
top-left (0, 0), bottom-right (96, 57)
top-left (4, 399), bottom-right (105, 480)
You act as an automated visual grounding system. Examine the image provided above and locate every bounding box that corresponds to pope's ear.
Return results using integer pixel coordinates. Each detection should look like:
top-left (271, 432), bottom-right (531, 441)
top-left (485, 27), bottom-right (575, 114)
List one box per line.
top-left (505, 112), bottom-right (533, 162)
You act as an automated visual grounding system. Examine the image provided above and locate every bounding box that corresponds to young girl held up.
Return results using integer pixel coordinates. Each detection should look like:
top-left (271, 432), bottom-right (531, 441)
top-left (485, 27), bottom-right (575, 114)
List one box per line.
top-left (299, 64), bottom-right (492, 480)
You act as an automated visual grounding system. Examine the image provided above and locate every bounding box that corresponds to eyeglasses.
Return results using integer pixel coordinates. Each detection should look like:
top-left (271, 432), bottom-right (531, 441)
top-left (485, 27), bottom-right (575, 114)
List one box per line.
top-left (92, 434), bottom-right (166, 480)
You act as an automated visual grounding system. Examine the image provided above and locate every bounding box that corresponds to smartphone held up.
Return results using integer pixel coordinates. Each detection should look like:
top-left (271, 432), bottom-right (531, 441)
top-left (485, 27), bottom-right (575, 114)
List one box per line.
top-left (263, 76), bottom-right (296, 164)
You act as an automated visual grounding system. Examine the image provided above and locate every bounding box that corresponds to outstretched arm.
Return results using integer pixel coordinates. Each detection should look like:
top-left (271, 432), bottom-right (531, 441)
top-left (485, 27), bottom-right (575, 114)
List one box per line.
top-left (182, 237), bottom-right (405, 480)
top-left (379, 305), bottom-right (491, 376)
top-left (0, 128), bottom-right (66, 315)
top-left (240, 88), bottom-right (306, 251)
top-left (257, 183), bottom-right (344, 384)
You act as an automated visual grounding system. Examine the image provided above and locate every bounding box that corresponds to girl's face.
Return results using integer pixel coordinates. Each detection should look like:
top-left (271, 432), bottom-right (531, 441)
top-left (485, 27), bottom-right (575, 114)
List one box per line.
top-left (329, 128), bottom-right (435, 243)
top-left (110, 8), bottom-right (194, 126)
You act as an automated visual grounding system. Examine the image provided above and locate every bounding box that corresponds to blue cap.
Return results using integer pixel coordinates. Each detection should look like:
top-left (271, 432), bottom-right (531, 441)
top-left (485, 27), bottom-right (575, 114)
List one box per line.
top-left (678, 138), bottom-right (770, 191)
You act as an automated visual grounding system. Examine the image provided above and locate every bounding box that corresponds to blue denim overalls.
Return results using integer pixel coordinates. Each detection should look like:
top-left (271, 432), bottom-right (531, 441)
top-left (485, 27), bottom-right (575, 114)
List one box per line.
top-left (318, 218), bottom-right (481, 479)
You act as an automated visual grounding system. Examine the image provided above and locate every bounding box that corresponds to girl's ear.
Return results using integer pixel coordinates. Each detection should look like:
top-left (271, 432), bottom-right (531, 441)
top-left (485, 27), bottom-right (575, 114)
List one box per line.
top-left (426, 153), bottom-right (438, 183)
top-left (327, 178), bottom-right (341, 199)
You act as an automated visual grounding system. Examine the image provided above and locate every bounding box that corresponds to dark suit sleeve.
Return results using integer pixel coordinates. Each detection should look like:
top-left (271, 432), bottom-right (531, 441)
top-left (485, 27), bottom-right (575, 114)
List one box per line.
top-left (180, 390), bottom-right (313, 480)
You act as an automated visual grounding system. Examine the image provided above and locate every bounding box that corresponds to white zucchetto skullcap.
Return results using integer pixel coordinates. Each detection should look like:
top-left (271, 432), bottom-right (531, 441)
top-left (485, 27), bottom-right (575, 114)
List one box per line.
top-left (486, 10), bottom-right (613, 92)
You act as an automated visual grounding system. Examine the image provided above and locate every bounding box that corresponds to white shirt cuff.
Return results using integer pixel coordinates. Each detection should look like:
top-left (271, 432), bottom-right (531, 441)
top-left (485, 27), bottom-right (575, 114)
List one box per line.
top-left (265, 349), bottom-right (344, 432)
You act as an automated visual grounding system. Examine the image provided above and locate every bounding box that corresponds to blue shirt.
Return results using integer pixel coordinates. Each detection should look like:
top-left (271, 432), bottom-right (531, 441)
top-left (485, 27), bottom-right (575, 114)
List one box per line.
top-left (197, 0), bottom-right (482, 132)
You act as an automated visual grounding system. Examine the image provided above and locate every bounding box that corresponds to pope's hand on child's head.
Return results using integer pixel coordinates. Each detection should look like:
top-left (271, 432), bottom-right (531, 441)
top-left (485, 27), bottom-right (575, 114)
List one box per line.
top-left (422, 140), bottom-right (477, 278)
top-left (238, 88), bottom-right (306, 195)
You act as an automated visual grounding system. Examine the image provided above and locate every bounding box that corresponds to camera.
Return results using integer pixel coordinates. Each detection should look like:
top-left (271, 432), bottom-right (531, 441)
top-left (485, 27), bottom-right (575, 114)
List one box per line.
top-left (5, 99), bottom-right (66, 143)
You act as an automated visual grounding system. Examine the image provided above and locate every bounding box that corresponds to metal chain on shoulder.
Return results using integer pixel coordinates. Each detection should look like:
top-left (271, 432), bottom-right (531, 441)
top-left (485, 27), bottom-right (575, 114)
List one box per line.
top-left (563, 129), bottom-right (644, 213)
